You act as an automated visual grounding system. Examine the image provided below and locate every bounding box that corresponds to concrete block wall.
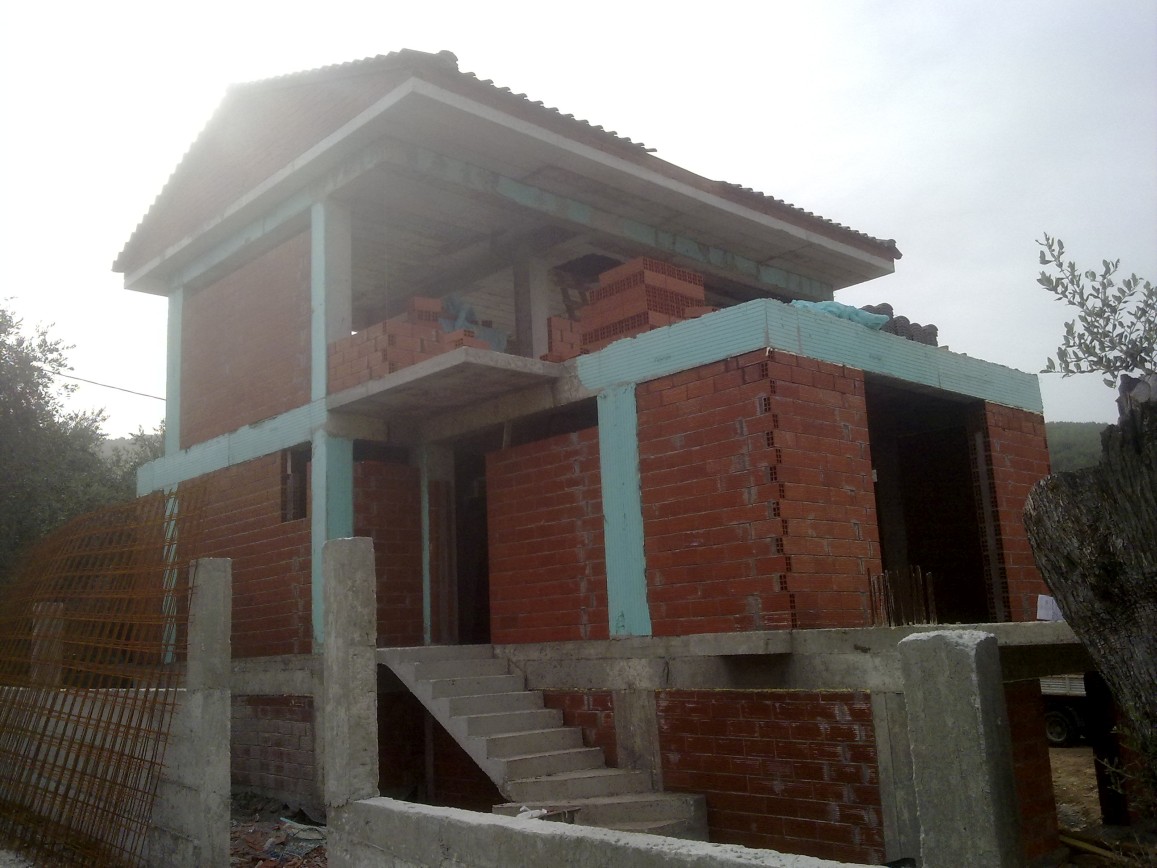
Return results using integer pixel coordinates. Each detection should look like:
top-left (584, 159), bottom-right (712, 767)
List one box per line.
top-left (982, 405), bottom-right (1052, 621)
top-left (231, 695), bottom-right (317, 808)
top-left (657, 689), bottom-right (883, 864)
top-left (486, 428), bottom-right (608, 643)
top-left (1004, 680), bottom-right (1060, 862)
top-left (637, 350), bottom-right (880, 634)
top-left (180, 233), bottom-right (311, 448)
top-left (198, 454), bottom-right (311, 657)
top-left (542, 690), bottom-right (618, 766)
top-left (353, 460), bottom-right (424, 647)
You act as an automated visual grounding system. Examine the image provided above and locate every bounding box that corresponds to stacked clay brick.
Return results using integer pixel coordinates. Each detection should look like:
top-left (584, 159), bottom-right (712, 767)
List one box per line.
top-left (328, 297), bottom-right (491, 393)
top-left (543, 257), bottom-right (716, 362)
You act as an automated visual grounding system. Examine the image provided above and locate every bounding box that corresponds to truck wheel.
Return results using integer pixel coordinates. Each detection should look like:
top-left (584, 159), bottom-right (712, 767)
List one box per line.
top-left (1045, 709), bottom-right (1077, 747)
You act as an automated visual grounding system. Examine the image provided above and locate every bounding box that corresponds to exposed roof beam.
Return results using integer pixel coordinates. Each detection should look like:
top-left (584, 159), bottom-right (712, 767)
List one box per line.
top-left (376, 140), bottom-right (833, 300)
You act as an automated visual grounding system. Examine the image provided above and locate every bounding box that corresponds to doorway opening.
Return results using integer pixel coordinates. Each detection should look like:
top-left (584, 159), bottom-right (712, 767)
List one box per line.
top-left (865, 378), bottom-right (1000, 624)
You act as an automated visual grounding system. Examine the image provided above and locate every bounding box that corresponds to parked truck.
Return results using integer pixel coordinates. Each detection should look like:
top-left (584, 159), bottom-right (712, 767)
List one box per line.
top-left (1041, 674), bottom-right (1088, 746)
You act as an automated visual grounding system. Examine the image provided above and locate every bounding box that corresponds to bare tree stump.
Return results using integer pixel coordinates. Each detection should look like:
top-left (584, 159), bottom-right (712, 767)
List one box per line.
top-left (1023, 399), bottom-right (1157, 784)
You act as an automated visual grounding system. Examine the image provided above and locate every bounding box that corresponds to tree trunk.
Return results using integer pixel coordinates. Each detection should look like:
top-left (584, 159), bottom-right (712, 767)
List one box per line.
top-left (1023, 399), bottom-right (1157, 785)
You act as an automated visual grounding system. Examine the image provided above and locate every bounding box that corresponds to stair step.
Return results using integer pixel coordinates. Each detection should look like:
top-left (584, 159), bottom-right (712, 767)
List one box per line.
top-left (378, 644), bottom-right (495, 664)
top-left (485, 727), bottom-right (583, 758)
top-left (447, 691), bottom-right (544, 716)
top-left (428, 674), bottom-right (524, 698)
top-left (412, 657), bottom-right (510, 680)
top-left (506, 768), bottom-right (652, 802)
top-left (464, 708), bottom-right (562, 736)
top-left (499, 747), bottom-right (605, 779)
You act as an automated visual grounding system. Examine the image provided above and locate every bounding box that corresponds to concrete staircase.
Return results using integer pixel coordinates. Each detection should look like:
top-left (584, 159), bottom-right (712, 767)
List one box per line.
top-left (378, 644), bottom-right (706, 839)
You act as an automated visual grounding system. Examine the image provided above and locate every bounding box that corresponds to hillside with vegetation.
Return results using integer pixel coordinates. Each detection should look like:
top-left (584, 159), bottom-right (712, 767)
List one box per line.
top-left (1045, 421), bottom-right (1106, 472)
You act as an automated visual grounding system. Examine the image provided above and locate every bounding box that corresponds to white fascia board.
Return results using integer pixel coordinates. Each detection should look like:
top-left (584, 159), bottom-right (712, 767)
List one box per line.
top-left (122, 80), bottom-right (423, 294)
top-left (406, 79), bottom-right (896, 280)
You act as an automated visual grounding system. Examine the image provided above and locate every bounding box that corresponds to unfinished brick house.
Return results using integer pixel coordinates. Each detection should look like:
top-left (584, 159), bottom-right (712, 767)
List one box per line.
top-left (118, 49), bottom-right (1081, 865)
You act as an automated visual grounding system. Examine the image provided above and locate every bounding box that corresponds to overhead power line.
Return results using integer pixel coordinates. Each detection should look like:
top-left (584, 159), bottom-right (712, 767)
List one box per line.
top-left (49, 369), bottom-right (166, 402)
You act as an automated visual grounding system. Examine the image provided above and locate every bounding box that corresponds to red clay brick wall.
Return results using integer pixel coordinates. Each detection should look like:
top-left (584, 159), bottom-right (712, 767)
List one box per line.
top-left (232, 696), bottom-right (316, 806)
top-left (1004, 680), bottom-right (1060, 862)
top-left (199, 455), bottom-right (312, 657)
top-left (180, 233), bottom-right (311, 448)
top-left (657, 689), bottom-right (883, 863)
top-left (542, 691), bottom-right (618, 766)
top-left (486, 429), bottom-right (608, 643)
top-left (637, 350), bottom-right (880, 634)
top-left (353, 460), bottom-right (424, 647)
top-left (982, 405), bottom-right (1052, 621)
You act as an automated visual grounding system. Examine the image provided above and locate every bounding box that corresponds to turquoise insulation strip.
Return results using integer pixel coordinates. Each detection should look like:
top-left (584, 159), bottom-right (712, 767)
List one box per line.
top-left (164, 287), bottom-right (183, 456)
top-left (311, 431), bottom-right (353, 645)
top-left (597, 384), bottom-right (652, 637)
top-left (310, 202), bottom-right (330, 402)
top-left (577, 299), bottom-right (1042, 413)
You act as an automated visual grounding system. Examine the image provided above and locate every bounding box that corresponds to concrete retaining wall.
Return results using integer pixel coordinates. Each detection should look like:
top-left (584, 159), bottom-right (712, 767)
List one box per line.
top-left (330, 797), bottom-right (871, 868)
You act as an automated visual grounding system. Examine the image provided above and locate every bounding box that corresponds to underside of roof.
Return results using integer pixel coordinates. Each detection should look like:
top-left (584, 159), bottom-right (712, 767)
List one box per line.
top-left (113, 49), bottom-right (901, 292)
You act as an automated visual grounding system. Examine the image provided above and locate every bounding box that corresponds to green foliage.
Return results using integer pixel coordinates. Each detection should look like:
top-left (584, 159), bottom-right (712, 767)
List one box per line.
top-left (1038, 234), bottom-right (1156, 387)
top-left (1044, 421), bottom-right (1106, 472)
top-left (0, 303), bottom-right (153, 580)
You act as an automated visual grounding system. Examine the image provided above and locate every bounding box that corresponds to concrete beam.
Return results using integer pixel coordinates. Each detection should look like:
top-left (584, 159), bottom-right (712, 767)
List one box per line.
top-left (378, 140), bottom-right (832, 300)
top-left (496, 621), bottom-right (1085, 692)
top-left (899, 630), bottom-right (1022, 868)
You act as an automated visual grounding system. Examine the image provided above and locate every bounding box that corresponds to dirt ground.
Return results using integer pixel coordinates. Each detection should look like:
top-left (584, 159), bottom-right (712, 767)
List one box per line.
top-left (230, 794), bottom-right (327, 868)
top-left (1051, 747), bottom-right (1156, 866)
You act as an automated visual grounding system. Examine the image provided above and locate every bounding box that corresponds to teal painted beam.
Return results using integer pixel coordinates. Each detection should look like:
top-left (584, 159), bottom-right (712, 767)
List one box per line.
top-left (171, 191), bottom-right (311, 291)
top-left (381, 142), bottom-right (832, 301)
top-left (136, 400), bottom-right (328, 495)
top-left (597, 384), bottom-right (652, 637)
top-left (163, 287), bottom-right (183, 456)
top-left (577, 299), bottom-right (1043, 414)
top-left (312, 431), bottom-right (354, 646)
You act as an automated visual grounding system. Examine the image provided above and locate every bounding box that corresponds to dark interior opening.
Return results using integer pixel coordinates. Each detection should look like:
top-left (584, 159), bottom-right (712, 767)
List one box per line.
top-left (449, 398), bottom-right (599, 643)
top-left (865, 379), bottom-right (991, 623)
top-left (454, 450), bottom-right (490, 644)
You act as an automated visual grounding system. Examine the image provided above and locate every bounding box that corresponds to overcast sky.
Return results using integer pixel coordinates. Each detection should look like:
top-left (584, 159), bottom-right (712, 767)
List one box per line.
top-left (2, 1), bottom-right (1154, 436)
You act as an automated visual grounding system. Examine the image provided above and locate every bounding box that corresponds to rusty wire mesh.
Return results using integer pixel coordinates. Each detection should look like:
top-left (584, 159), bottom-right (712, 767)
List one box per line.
top-left (0, 483), bottom-right (206, 866)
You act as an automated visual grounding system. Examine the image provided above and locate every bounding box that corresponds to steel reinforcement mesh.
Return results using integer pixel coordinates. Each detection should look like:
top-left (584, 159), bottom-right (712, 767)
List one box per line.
top-left (0, 484), bottom-right (206, 866)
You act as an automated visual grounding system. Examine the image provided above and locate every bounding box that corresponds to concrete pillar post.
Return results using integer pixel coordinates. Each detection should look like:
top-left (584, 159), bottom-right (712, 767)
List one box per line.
top-left (512, 255), bottom-right (550, 359)
top-left (165, 557), bottom-right (231, 866)
top-left (899, 630), bottom-right (1022, 867)
top-left (321, 538), bottom-right (379, 811)
top-left (612, 690), bottom-right (663, 789)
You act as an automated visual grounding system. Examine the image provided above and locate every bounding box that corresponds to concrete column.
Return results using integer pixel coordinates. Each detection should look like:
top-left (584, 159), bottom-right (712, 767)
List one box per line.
top-left (164, 286), bottom-right (183, 455)
top-left (899, 630), bottom-right (1022, 867)
top-left (321, 538), bottom-right (379, 811)
top-left (612, 690), bottom-right (663, 789)
top-left (870, 691), bottom-right (918, 863)
top-left (512, 255), bottom-right (550, 359)
top-left (310, 431), bottom-right (354, 646)
top-left (419, 445), bottom-right (455, 645)
top-left (147, 557), bottom-right (230, 866)
top-left (311, 199), bottom-right (353, 402)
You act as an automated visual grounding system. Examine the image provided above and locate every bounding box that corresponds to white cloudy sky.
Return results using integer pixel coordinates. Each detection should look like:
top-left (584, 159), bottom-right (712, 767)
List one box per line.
top-left (2, 1), bottom-right (1154, 436)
